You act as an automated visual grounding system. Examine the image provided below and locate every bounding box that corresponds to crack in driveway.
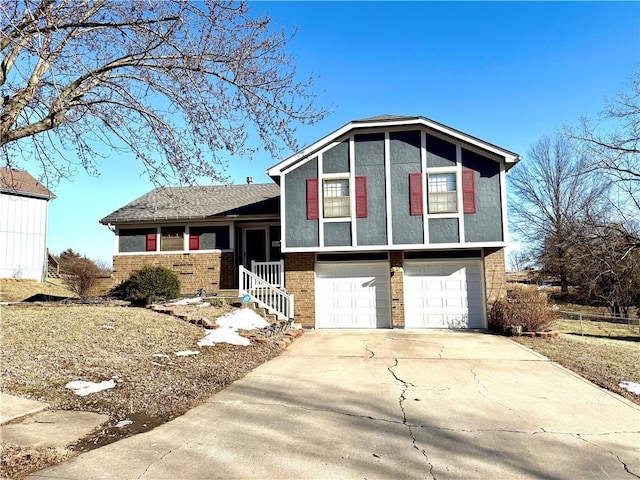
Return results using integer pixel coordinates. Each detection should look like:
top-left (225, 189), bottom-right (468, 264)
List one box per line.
top-left (387, 357), bottom-right (436, 480)
top-left (576, 434), bottom-right (640, 479)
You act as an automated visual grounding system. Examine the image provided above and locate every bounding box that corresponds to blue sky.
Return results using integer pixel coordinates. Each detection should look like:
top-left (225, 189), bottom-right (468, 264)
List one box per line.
top-left (43, 1), bottom-right (639, 264)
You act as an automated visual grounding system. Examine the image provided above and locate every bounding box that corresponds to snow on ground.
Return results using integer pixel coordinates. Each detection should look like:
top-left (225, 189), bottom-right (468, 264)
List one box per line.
top-left (215, 309), bottom-right (269, 330)
top-left (175, 350), bottom-right (200, 356)
top-left (66, 379), bottom-right (116, 396)
top-left (619, 381), bottom-right (640, 395)
top-left (198, 327), bottom-right (250, 347)
top-left (197, 309), bottom-right (270, 347)
top-left (167, 297), bottom-right (204, 305)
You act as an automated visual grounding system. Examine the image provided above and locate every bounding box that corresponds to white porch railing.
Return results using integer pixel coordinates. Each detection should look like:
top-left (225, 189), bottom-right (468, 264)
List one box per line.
top-left (239, 265), bottom-right (294, 321)
top-left (251, 260), bottom-right (284, 288)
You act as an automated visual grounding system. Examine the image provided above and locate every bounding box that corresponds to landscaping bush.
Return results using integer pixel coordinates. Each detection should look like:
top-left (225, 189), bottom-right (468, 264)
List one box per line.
top-left (489, 286), bottom-right (557, 333)
top-left (117, 266), bottom-right (181, 302)
top-left (62, 257), bottom-right (100, 297)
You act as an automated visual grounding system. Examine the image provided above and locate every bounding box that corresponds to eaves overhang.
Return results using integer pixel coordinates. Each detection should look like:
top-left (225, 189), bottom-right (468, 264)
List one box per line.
top-left (267, 115), bottom-right (521, 178)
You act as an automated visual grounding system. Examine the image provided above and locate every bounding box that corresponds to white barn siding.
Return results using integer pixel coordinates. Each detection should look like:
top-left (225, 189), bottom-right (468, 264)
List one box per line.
top-left (0, 193), bottom-right (49, 281)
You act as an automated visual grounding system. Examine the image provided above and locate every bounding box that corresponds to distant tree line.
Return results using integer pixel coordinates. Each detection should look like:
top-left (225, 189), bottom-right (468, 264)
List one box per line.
top-left (509, 67), bottom-right (640, 318)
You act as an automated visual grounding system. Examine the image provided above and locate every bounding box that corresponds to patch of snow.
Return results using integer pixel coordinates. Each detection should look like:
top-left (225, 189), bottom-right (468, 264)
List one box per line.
top-left (151, 362), bottom-right (166, 367)
top-left (619, 381), bottom-right (640, 395)
top-left (174, 350), bottom-right (200, 356)
top-left (152, 353), bottom-right (170, 358)
top-left (115, 420), bottom-right (133, 428)
top-left (215, 309), bottom-right (269, 331)
top-left (198, 302), bottom-right (211, 308)
top-left (197, 327), bottom-right (250, 347)
top-left (65, 380), bottom-right (116, 396)
top-left (168, 297), bottom-right (204, 305)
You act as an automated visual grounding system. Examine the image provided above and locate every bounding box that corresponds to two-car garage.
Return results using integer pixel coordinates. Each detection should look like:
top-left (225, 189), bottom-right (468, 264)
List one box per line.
top-left (315, 256), bottom-right (485, 329)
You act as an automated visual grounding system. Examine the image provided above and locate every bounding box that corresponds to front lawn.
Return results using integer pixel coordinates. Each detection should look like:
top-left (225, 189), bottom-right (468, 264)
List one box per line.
top-left (513, 318), bottom-right (640, 405)
top-left (0, 303), bottom-right (281, 479)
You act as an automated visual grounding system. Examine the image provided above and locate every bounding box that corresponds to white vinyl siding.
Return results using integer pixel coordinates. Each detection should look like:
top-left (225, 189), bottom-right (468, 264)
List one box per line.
top-left (0, 193), bottom-right (48, 281)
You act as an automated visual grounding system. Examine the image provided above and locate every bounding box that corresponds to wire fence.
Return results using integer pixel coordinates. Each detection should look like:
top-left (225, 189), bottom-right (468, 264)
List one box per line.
top-left (559, 310), bottom-right (640, 335)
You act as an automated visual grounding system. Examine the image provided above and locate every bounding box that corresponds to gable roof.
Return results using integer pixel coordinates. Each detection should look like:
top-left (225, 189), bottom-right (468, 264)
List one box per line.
top-left (0, 168), bottom-right (55, 199)
top-left (100, 183), bottom-right (280, 225)
top-left (267, 115), bottom-right (521, 177)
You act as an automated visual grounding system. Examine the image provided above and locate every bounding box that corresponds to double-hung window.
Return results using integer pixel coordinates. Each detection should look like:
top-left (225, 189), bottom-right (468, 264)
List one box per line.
top-left (428, 173), bottom-right (457, 214)
top-left (323, 178), bottom-right (350, 218)
top-left (161, 226), bottom-right (185, 251)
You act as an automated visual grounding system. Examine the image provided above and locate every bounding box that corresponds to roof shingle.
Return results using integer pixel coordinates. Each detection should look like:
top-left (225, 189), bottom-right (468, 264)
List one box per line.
top-left (0, 168), bottom-right (55, 199)
top-left (100, 183), bottom-right (280, 224)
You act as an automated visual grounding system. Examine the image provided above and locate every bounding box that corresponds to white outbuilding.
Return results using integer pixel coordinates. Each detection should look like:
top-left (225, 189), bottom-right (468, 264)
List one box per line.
top-left (0, 168), bottom-right (55, 281)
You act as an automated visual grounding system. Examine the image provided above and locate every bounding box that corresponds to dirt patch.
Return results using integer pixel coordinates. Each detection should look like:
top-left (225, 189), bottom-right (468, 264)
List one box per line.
top-left (0, 302), bottom-right (284, 478)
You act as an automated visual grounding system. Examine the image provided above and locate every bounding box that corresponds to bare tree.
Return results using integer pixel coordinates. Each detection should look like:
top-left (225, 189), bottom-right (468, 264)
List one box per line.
top-left (507, 250), bottom-right (533, 272)
top-left (572, 223), bottom-right (640, 318)
top-left (570, 67), bottom-right (640, 223)
top-left (508, 133), bottom-right (609, 293)
top-left (1, 0), bottom-right (327, 185)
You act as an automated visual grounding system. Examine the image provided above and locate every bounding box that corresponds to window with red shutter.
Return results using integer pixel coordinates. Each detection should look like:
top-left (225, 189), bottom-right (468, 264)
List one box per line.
top-left (409, 172), bottom-right (423, 215)
top-left (355, 176), bottom-right (368, 218)
top-left (146, 232), bottom-right (157, 252)
top-left (462, 170), bottom-right (476, 214)
top-left (189, 233), bottom-right (200, 250)
top-left (306, 178), bottom-right (319, 219)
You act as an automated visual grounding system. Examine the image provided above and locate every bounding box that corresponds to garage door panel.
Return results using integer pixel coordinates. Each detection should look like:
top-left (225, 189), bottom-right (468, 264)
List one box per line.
top-left (404, 260), bottom-right (484, 329)
top-left (316, 262), bottom-right (390, 329)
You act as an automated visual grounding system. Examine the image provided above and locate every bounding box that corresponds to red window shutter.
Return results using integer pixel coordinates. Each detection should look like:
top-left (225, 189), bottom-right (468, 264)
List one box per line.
top-left (409, 172), bottom-right (423, 216)
top-left (306, 178), bottom-right (319, 220)
top-left (355, 176), bottom-right (368, 218)
top-left (189, 234), bottom-right (200, 250)
top-left (462, 170), bottom-right (476, 214)
top-left (146, 233), bottom-right (157, 252)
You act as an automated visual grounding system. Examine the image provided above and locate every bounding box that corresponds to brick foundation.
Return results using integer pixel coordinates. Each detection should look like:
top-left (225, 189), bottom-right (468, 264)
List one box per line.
top-left (390, 251), bottom-right (405, 328)
top-left (284, 253), bottom-right (316, 328)
top-left (112, 251), bottom-right (235, 295)
top-left (484, 247), bottom-right (507, 305)
top-left (281, 249), bottom-right (506, 330)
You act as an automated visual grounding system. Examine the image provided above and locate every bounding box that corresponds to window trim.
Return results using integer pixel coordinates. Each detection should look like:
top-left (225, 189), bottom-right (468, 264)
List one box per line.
top-left (427, 171), bottom-right (458, 214)
top-left (322, 177), bottom-right (351, 219)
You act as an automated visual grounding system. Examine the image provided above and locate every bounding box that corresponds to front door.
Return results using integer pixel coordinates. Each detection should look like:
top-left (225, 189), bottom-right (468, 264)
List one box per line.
top-left (243, 228), bottom-right (267, 267)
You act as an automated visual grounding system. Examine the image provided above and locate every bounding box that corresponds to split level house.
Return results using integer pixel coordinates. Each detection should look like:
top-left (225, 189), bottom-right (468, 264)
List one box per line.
top-left (0, 167), bottom-right (56, 281)
top-left (101, 115), bottom-right (520, 329)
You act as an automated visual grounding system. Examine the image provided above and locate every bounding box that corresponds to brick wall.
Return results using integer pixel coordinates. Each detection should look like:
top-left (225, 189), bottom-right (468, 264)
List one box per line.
top-left (284, 253), bottom-right (315, 328)
top-left (112, 251), bottom-right (235, 295)
top-left (390, 251), bottom-right (405, 328)
top-left (484, 247), bottom-right (507, 304)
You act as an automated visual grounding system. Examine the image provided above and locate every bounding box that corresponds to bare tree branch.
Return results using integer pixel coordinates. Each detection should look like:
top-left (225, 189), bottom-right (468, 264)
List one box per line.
top-left (1, 0), bottom-right (329, 186)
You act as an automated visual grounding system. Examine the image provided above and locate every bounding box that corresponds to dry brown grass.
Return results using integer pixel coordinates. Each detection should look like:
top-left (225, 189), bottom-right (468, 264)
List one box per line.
top-left (0, 303), bottom-right (281, 479)
top-left (513, 333), bottom-right (640, 405)
top-left (0, 278), bottom-right (76, 302)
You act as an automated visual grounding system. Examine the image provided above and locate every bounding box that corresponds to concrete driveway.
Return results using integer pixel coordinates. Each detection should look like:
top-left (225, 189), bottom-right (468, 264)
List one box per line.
top-left (32, 331), bottom-right (639, 480)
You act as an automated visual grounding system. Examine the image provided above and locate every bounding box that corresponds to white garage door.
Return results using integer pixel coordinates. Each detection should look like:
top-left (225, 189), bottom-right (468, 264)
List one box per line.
top-left (315, 262), bottom-right (391, 329)
top-left (404, 260), bottom-right (485, 329)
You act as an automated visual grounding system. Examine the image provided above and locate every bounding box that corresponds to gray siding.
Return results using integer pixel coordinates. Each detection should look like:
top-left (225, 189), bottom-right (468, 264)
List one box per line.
top-left (428, 218), bottom-right (459, 243)
top-left (190, 225), bottom-right (230, 250)
top-left (322, 141), bottom-right (349, 174)
top-left (324, 222), bottom-right (351, 247)
top-left (119, 228), bottom-right (155, 252)
top-left (354, 133), bottom-right (386, 246)
top-left (390, 131), bottom-right (423, 244)
top-left (285, 157), bottom-right (319, 248)
top-left (426, 134), bottom-right (456, 168)
top-left (461, 149), bottom-right (503, 242)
